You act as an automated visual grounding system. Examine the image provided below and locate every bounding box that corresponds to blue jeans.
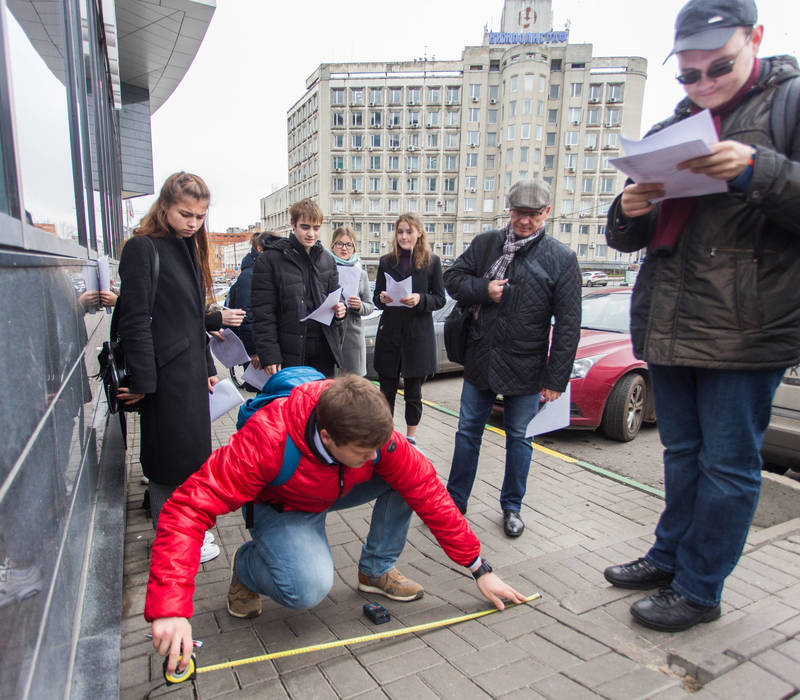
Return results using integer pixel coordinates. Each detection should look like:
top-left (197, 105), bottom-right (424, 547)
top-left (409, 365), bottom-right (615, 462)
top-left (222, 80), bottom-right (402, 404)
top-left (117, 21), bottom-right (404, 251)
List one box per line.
top-left (645, 364), bottom-right (784, 607)
top-left (447, 380), bottom-right (540, 512)
top-left (235, 475), bottom-right (412, 609)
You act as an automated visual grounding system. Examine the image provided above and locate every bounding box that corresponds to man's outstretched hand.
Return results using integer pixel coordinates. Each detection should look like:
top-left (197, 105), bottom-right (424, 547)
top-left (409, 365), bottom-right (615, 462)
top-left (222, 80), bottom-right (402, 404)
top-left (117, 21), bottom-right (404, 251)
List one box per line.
top-left (476, 572), bottom-right (527, 611)
top-left (151, 617), bottom-right (193, 674)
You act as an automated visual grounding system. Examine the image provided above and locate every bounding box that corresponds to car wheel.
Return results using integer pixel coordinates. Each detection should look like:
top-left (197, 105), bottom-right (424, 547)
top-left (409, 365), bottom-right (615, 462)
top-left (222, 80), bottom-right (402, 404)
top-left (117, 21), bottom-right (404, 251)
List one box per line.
top-left (601, 373), bottom-right (646, 442)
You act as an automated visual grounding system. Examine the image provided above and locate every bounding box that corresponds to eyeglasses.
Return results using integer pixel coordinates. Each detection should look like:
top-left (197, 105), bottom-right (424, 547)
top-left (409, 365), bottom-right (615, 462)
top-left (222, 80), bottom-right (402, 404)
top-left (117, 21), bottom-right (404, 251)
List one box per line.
top-left (333, 241), bottom-right (355, 250)
top-left (675, 35), bottom-right (751, 85)
top-left (510, 207), bottom-right (547, 219)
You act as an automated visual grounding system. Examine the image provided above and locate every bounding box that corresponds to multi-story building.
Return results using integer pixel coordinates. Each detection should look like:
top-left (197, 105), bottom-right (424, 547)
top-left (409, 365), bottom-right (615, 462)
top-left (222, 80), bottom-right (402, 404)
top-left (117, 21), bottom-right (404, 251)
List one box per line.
top-left (276, 0), bottom-right (645, 277)
top-left (261, 184), bottom-right (291, 236)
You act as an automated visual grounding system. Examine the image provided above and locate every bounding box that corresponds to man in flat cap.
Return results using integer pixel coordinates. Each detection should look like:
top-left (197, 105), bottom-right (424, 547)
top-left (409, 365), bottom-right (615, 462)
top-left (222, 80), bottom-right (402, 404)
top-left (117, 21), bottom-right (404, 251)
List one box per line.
top-left (444, 179), bottom-right (581, 537)
top-left (603, 0), bottom-right (800, 632)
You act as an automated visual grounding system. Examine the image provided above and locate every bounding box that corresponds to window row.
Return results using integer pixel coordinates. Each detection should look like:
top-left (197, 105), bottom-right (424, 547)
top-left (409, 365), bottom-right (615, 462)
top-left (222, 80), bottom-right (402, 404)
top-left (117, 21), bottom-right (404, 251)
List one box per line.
top-left (331, 109), bottom-right (462, 128)
top-left (331, 176), bottom-right (460, 193)
top-left (559, 223), bottom-right (609, 237)
top-left (332, 154), bottom-right (460, 171)
top-left (331, 86), bottom-right (462, 107)
top-left (330, 197), bottom-right (459, 215)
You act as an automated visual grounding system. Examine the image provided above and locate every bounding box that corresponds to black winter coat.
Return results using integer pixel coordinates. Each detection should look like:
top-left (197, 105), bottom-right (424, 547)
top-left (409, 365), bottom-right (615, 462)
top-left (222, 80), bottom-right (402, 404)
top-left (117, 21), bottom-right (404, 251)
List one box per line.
top-left (444, 227), bottom-right (581, 396)
top-left (227, 248), bottom-right (259, 354)
top-left (607, 56), bottom-right (800, 370)
top-left (251, 235), bottom-right (343, 369)
top-left (372, 253), bottom-right (445, 378)
top-left (117, 233), bottom-right (216, 485)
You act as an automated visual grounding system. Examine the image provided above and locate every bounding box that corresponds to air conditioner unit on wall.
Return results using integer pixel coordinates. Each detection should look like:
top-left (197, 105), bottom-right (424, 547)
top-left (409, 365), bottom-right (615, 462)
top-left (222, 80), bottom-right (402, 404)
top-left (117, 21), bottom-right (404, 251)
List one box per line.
top-left (490, 98), bottom-right (497, 104)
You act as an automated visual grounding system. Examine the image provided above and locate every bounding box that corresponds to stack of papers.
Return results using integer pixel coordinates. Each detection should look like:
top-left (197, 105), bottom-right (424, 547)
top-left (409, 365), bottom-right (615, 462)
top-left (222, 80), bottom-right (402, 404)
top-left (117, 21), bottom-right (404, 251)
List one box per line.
top-left (610, 109), bottom-right (727, 202)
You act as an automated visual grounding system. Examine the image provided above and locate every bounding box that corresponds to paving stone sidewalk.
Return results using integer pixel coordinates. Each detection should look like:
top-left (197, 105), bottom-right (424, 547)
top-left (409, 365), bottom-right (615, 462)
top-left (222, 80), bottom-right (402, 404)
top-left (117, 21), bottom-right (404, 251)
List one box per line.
top-left (120, 387), bottom-right (800, 699)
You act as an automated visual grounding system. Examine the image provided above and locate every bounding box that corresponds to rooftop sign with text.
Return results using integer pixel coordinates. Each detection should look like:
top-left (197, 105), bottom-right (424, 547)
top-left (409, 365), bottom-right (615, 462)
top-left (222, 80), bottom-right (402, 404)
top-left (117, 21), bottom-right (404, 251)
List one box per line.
top-left (487, 30), bottom-right (568, 45)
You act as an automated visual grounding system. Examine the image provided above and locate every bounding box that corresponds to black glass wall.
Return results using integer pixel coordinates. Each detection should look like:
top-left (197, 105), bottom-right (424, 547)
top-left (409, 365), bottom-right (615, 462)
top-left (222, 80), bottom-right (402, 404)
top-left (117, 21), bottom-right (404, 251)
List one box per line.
top-left (0, 1), bottom-right (129, 697)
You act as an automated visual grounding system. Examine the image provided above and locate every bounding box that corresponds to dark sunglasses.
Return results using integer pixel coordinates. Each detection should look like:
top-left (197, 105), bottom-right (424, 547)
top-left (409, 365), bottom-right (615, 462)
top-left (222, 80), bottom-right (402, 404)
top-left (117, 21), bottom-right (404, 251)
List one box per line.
top-left (676, 36), bottom-right (751, 85)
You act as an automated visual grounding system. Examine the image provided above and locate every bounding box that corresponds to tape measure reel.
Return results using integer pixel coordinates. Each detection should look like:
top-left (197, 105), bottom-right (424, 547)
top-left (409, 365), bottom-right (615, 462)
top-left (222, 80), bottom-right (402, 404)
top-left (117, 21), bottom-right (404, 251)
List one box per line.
top-left (163, 654), bottom-right (197, 685)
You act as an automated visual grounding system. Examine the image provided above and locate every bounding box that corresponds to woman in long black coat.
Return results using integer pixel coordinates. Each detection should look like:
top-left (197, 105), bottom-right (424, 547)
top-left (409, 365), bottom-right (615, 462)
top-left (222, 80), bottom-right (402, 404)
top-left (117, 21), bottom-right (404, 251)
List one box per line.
top-left (115, 173), bottom-right (219, 560)
top-left (373, 213), bottom-right (445, 445)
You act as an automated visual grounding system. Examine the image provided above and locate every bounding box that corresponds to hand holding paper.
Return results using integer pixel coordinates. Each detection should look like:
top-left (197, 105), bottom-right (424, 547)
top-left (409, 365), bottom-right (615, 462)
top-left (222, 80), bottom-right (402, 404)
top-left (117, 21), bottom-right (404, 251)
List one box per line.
top-left (610, 110), bottom-right (727, 202)
top-left (300, 288), bottom-right (343, 325)
top-left (383, 273), bottom-right (413, 308)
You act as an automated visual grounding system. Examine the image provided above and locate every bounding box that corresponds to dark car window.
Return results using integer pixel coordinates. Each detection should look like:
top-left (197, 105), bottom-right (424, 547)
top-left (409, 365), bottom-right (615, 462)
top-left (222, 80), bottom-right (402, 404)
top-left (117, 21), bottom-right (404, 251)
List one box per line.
top-left (581, 292), bottom-right (631, 333)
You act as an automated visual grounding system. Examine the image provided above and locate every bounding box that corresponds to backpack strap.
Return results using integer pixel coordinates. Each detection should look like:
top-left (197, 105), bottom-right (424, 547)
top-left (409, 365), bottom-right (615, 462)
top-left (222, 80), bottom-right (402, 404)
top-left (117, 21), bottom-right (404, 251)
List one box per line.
top-left (771, 76), bottom-right (800, 157)
top-left (244, 434), bottom-right (302, 529)
top-left (269, 435), bottom-right (302, 487)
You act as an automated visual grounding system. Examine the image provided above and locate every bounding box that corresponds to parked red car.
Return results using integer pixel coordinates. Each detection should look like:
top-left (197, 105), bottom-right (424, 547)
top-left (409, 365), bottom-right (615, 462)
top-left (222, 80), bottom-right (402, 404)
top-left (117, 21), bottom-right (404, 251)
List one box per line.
top-left (569, 288), bottom-right (655, 441)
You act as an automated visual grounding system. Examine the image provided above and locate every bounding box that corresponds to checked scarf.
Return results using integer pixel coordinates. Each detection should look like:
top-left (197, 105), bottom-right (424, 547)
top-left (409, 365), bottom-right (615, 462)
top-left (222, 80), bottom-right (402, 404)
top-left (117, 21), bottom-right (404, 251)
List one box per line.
top-left (472, 223), bottom-right (545, 319)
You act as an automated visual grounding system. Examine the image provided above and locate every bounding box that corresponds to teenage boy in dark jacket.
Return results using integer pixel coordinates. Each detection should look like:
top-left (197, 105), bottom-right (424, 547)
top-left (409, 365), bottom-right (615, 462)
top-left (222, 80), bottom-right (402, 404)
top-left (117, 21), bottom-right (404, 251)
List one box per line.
top-left (444, 179), bottom-right (581, 538)
top-left (147, 374), bottom-right (526, 676)
top-left (251, 199), bottom-right (346, 377)
top-left (603, 0), bottom-right (800, 633)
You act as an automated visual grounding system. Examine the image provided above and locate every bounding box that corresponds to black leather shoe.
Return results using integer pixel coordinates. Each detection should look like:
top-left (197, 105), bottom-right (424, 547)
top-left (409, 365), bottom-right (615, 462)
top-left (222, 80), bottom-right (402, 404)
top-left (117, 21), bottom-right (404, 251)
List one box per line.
top-left (604, 557), bottom-right (674, 590)
top-left (502, 510), bottom-right (524, 537)
top-left (630, 587), bottom-right (721, 632)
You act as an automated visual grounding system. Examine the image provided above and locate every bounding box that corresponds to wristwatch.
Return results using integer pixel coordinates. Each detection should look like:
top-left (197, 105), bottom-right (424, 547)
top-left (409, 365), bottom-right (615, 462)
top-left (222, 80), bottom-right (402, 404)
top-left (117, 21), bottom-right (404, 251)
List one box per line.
top-left (471, 558), bottom-right (493, 580)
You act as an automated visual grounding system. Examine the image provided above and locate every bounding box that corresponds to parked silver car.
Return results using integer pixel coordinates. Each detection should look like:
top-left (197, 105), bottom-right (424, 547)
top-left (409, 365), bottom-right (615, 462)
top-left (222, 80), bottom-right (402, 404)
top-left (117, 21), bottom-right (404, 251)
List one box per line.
top-left (364, 295), bottom-right (462, 379)
top-left (581, 270), bottom-right (609, 287)
top-left (762, 363), bottom-right (800, 473)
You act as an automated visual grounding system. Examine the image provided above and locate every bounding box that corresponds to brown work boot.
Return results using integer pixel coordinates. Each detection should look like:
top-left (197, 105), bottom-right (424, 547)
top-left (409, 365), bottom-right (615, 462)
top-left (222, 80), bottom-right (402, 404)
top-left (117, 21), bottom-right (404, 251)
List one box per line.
top-left (357, 567), bottom-right (424, 601)
top-left (227, 547), bottom-right (262, 619)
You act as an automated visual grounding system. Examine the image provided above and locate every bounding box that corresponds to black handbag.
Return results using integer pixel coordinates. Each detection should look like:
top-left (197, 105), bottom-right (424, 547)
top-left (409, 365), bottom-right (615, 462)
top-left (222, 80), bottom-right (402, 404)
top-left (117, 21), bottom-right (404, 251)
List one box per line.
top-left (443, 303), bottom-right (471, 365)
top-left (98, 238), bottom-right (159, 415)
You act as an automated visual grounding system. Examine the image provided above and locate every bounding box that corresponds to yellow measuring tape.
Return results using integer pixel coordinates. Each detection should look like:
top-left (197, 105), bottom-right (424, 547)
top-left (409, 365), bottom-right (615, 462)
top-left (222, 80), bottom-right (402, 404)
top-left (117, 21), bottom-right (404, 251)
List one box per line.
top-left (165, 593), bottom-right (541, 684)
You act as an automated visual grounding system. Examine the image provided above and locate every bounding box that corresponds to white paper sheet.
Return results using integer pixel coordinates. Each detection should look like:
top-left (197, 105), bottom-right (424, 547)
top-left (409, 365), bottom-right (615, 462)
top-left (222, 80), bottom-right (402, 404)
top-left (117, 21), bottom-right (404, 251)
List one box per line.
top-left (97, 256), bottom-right (113, 314)
top-left (242, 364), bottom-right (269, 391)
top-left (383, 273), bottom-right (413, 307)
top-left (208, 378), bottom-right (245, 422)
top-left (300, 287), bottom-right (343, 325)
top-left (610, 109), bottom-right (727, 202)
top-left (525, 384), bottom-right (571, 437)
top-left (209, 328), bottom-right (251, 368)
top-left (337, 265), bottom-right (361, 301)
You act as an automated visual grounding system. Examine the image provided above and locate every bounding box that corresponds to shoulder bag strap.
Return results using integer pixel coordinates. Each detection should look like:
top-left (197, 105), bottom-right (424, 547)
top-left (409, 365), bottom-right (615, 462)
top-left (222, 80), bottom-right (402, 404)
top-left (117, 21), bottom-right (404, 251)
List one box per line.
top-left (771, 76), bottom-right (800, 157)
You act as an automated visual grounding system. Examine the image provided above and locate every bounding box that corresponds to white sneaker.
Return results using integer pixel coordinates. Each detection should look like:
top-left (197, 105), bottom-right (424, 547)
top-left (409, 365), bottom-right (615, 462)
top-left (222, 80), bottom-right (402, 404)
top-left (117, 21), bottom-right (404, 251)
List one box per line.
top-left (203, 531), bottom-right (216, 545)
top-left (0, 563), bottom-right (42, 608)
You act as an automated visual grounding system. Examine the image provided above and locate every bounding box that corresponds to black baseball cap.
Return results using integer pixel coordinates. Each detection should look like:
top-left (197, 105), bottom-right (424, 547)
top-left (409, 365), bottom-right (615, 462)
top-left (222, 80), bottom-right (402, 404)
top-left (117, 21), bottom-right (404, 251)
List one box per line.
top-left (665, 0), bottom-right (757, 61)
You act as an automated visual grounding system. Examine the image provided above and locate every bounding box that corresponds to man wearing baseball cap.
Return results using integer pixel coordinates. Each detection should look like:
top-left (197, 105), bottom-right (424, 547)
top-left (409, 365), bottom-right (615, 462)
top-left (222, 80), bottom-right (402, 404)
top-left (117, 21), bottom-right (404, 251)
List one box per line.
top-left (603, 0), bottom-right (800, 632)
top-left (444, 179), bottom-right (581, 537)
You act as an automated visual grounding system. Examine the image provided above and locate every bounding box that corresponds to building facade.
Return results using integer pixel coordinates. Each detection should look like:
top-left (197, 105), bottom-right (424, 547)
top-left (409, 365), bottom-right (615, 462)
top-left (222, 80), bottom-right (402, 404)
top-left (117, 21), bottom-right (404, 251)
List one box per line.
top-left (260, 183), bottom-right (291, 236)
top-left (0, 1), bottom-right (213, 698)
top-left (278, 0), bottom-right (645, 277)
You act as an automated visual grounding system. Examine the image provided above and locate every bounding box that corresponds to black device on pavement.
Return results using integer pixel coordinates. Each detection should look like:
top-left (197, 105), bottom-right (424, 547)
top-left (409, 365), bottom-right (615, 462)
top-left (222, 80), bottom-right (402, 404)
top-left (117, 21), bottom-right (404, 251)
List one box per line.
top-left (363, 602), bottom-right (390, 624)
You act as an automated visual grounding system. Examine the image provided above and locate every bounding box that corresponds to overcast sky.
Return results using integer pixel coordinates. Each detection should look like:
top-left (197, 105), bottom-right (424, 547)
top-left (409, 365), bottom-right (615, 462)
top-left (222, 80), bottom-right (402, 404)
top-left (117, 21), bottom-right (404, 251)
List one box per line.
top-left (138, 0), bottom-right (800, 231)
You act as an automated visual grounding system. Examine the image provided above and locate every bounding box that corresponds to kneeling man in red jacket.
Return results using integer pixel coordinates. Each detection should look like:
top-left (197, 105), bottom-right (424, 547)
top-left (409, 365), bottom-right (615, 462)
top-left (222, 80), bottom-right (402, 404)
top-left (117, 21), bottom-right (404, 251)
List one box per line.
top-left (147, 374), bottom-right (525, 674)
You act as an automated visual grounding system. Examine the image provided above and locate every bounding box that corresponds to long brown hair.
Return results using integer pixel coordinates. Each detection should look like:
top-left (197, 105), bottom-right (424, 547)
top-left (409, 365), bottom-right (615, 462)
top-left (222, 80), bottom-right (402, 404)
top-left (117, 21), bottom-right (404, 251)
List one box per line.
top-left (391, 213), bottom-right (431, 270)
top-left (133, 172), bottom-right (213, 296)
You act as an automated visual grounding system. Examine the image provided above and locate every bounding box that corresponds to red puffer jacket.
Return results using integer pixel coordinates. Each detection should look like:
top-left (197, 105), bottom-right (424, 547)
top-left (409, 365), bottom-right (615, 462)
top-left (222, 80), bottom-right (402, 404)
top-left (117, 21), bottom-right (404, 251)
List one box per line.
top-left (145, 380), bottom-right (480, 621)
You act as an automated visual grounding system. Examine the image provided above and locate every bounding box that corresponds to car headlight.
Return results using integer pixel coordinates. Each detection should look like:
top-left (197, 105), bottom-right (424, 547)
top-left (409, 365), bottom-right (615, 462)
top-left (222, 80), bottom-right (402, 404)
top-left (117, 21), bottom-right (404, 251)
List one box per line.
top-left (570, 352), bottom-right (609, 379)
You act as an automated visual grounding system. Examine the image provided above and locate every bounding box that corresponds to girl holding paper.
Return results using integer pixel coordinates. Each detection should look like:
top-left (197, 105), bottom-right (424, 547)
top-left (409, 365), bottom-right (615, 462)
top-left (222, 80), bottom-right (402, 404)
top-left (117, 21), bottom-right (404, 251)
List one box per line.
top-left (114, 172), bottom-right (220, 562)
top-left (330, 226), bottom-right (374, 376)
top-left (372, 214), bottom-right (445, 445)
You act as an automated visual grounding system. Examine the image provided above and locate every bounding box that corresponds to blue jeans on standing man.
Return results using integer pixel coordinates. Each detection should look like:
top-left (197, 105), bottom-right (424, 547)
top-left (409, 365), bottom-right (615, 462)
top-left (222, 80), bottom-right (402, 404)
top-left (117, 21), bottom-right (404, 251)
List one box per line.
top-left (644, 364), bottom-right (784, 608)
top-left (235, 475), bottom-right (412, 609)
top-left (447, 379), bottom-right (540, 513)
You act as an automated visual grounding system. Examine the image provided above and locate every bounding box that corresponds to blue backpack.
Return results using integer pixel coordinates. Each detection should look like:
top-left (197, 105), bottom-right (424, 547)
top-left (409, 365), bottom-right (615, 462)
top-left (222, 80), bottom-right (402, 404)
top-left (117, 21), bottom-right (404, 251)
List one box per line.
top-left (236, 366), bottom-right (325, 487)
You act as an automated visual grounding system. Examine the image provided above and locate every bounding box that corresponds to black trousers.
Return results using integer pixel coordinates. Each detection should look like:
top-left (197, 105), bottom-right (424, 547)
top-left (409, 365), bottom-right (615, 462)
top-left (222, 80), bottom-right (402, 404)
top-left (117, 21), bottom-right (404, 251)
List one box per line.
top-left (378, 374), bottom-right (424, 427)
